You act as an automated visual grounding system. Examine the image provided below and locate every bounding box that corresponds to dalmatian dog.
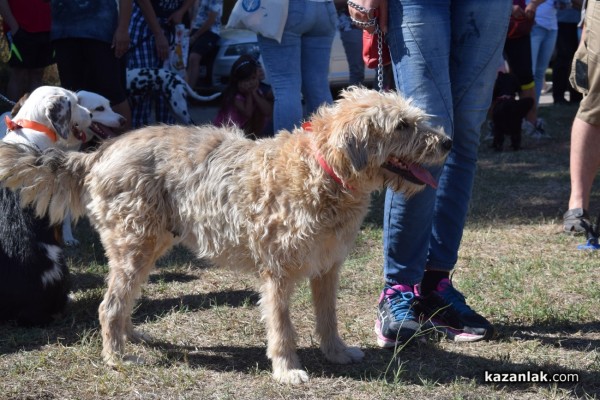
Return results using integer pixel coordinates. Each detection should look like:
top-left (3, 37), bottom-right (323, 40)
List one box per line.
top-left (126, 68), bottom-right (221, 124)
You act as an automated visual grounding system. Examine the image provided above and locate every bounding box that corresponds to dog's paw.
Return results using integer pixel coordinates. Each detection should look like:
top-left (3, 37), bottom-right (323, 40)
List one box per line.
top-left (273, 369), bottom-right (310, 384)
top-left (103, 352), bottom-right (145, 368)
top-left (322, 345), bottom-right (365, 364)
top-left (103, 352), bottom-right (122, 368)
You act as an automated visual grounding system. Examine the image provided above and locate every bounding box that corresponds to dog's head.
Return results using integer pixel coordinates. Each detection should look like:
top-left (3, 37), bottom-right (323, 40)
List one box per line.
top-left (308, 86), bottom-right (452, 196)
top-left (76, 91), bottom-right (126, 142)
top-left (11, 86), bottom-right (92, 147)
top-left (493, 72), bottom-right (520, 99)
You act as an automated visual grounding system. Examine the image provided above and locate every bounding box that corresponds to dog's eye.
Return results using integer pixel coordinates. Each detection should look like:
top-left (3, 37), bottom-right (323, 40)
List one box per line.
top-left (397, 121), bottom-right (410, 130)
top-left (95, 106), bottom-right (105, 112)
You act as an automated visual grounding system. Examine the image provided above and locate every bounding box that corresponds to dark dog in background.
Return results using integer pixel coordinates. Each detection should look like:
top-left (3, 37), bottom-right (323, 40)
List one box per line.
top-left (491, 72), bottom-right (534, 151)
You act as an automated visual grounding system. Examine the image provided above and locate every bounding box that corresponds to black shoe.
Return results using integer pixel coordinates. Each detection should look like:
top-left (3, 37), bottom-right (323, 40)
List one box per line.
top-left (416, 279), bottom-right (495, 342)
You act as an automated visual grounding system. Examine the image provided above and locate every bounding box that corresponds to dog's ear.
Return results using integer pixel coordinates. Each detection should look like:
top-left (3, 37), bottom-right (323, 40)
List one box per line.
top-left (11, 92), bottom-right (29, 116)
top-left (45, 95), bottom-right (72, 139)
top-left (344, 134), bottom-right (369, 172)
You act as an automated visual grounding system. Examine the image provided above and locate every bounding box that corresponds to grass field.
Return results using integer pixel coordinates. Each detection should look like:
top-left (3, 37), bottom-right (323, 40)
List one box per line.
top-left (1, 101), bottom-right (599, 399)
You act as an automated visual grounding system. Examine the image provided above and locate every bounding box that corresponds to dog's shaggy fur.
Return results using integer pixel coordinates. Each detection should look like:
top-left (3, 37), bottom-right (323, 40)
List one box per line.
top-left (0, 87), bottom-right (451, 383)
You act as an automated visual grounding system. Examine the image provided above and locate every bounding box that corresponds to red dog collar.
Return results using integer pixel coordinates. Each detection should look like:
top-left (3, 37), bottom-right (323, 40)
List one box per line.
top-left (303, 121), bottom-right (355, 191)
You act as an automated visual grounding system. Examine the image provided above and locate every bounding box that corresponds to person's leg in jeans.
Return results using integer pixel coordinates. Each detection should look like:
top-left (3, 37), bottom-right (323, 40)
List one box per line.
top-left (259, 0), bottom-right (335, 131)
top-left (340, 27), bottom-right (365, 86)
top-left (530, 24), bottom-right (558, 105)
top-left (301, 1), bottom-right (336, 117)
top-left (376, 0), bottom-right (510, 348)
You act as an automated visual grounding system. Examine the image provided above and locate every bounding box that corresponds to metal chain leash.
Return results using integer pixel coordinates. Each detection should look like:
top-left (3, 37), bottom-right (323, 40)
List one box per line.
top-left (376, 25), bottom-right (384, 93)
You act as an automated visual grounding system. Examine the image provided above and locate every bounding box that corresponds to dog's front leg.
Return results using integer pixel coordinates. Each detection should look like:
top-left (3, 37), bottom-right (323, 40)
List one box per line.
top-left (62, 209), bottom-right (79, 246)
top-left (310, 263), bottom-right (364, 364)
top-left (259, 275), bottom-right (308, 384)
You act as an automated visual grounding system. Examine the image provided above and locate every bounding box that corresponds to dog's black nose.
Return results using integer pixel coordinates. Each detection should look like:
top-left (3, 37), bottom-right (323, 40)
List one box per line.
top-left (442, 136), bottom-right (453, 151)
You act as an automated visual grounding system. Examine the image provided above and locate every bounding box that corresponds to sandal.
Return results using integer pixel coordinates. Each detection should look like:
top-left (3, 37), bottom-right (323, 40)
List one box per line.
top-left (563, 208), bottom-right (592, 234)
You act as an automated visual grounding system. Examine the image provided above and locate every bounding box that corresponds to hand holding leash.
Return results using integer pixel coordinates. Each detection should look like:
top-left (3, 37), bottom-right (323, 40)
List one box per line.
top-left (347, 0), bottom-right (388, 34)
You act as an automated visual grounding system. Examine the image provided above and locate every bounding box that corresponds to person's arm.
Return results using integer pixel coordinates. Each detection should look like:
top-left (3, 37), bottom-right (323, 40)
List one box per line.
top-left (190, 9), bottom-right (217, 43)
top-left (135, 0), bottom-right (169, 61)
top-left (346, 0), bottom-right (387, 34)
top-left (251, 89), bottom-right (273, 119)
top-left (0, 0), bottom-right (19, 34)
top-left (168, 0), bottom-right (195, 25)
top-left (525, 0), bottom-right (546, 18)
top-left (113, 0), bottom-right (133, 58)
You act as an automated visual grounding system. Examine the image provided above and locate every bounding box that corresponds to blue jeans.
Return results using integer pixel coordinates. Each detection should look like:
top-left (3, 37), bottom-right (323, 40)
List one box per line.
top-left (530, 24), bottom-right (558, 105)
top-left (383, 0), bottom-right (511, 286)
top-left (340, 27), bottom-right (365, 85)
top-left (257, 0), bottom-right (337, 132)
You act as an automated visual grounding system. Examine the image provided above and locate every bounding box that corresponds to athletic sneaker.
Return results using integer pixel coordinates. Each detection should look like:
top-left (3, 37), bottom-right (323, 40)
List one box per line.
top-left (416, 278), bottom-right (495, 342)
top-left (522, 118), bottom-right (551, 140)
top-left (375, 284), bottom-right (422, 348)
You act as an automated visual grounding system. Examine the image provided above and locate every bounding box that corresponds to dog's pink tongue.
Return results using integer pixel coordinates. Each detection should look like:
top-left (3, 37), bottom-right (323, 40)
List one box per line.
top-left (409, 164), bottom-right (438, 189)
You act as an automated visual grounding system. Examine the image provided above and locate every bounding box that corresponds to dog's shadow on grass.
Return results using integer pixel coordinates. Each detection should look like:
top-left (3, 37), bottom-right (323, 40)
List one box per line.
top-left (150, 339), bottom-right (598, 396)
top-left (133, 289), bottom-right (260, 324)
top-left (145, 319), bottom-right (599, 396)
top-left (0, 289), bottom-right (259, 356)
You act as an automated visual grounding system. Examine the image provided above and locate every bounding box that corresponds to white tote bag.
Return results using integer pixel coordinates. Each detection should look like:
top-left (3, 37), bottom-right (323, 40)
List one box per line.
top-left (163, 24), bottom-right (190, 78)
top-left (226, 0), bottom-right (289, 43)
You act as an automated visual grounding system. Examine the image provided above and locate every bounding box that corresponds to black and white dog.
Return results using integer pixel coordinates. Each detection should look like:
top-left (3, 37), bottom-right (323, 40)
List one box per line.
top-left (0, 86), bottom-right (92, 326)
top-left (491, 72), bottom-right (534, 151)
top-left (127, 67), bottom-right (221, 124)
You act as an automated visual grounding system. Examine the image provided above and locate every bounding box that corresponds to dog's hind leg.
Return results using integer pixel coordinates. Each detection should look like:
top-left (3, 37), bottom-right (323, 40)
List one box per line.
top-left (99, 232), bottom-right (174, 366)
top-left (259, 275), bottom-right (309, 384)
top-left (310, 263), bottom-right (364, 364)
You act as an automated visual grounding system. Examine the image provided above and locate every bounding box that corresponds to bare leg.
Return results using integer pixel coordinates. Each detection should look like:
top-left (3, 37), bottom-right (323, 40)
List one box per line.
top-left (521, 86), bottom-right (538, 124)
top-left (568, 117), bottom-right (600, 211)
top-left (186, 53), bottom-right (202, 87)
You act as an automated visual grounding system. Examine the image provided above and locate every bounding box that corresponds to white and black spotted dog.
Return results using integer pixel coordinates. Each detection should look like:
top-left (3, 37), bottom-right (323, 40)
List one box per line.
top-left (0, 86), bottom-right (92, 326)
top-left (127, 68), bottom-right (221, 124)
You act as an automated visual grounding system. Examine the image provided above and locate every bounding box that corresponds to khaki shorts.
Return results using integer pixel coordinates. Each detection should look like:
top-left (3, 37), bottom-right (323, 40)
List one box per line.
top-left (571, 0), bottom-right (600, 125)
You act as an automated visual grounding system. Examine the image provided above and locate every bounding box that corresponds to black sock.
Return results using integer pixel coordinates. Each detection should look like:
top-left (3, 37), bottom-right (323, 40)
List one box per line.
top-left (420, 270), bottom-right (450, 294)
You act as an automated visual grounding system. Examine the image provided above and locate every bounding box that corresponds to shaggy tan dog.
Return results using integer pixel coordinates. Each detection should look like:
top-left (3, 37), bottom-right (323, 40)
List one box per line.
top-left (0, 87), bottom-right (451, 384)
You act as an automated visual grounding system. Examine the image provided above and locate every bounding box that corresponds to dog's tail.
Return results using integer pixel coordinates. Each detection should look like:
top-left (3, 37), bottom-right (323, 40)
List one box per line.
top-left (181, 76), bottom-right (222, 103)
top-left (0, 143), bottom-right (93, 224)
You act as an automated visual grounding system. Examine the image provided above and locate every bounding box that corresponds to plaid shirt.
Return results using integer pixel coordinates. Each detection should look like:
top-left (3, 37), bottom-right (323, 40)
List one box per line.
top-left (128, 2), bottom-right (182, 127)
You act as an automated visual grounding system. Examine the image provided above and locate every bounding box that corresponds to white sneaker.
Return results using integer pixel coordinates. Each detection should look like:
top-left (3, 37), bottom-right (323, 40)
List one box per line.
top-left (522, 119), bottom-right (550, 140)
